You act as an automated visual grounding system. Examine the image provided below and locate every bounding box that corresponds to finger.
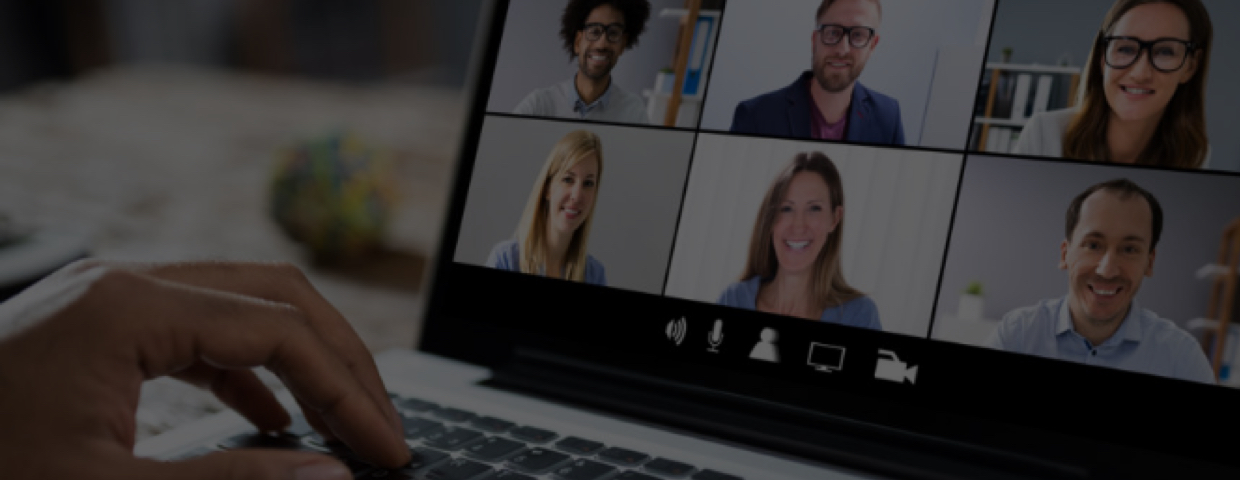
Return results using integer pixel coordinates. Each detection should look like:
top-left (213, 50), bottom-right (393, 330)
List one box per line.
top-left (112, 261), bottom-right (403, 440)
top-left (175, 364), bottom-right (291, 434)
top-left (124, 450), bottom-right (351, 480)
top-left (79, 269), bottom-right (410, 468)
top-left (294, 395), bottom-right (338, 443)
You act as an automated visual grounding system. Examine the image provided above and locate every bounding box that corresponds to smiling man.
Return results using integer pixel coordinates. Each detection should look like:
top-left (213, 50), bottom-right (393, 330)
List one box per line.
top-left (730, 0), bottom-right (903, 144)
top-left (514, 0), bottom-right (651, 124)
top-left (985, 178), bottom-right (1214, 384)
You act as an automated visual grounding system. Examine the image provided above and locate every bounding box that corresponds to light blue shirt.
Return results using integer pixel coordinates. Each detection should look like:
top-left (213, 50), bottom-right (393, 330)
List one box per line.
top-left (716, 276), bottom-right (882, 330)
top-left (485, 239), bottom-right (606, 286)
top-left (513, 77), bottom-right (649, 124)
top-left (986, 296), bottom-right (1215, 384)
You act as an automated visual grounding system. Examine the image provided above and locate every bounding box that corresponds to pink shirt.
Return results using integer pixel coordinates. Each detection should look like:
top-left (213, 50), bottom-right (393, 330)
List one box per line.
top-left (809, 85), bottom-right (847, 141)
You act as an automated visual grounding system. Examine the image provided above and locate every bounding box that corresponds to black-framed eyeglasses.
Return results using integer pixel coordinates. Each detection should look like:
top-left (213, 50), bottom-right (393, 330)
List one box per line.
top-left (817, 24), bottom-right (876, 48)
top-left (582, 22), bottom-right (625, 43)
top-left (1102, 36), bottom-right (1196, 73)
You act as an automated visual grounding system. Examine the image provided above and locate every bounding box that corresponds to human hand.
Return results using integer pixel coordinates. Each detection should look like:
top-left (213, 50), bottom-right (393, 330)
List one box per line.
top-left (0, 260), bottom-right (411, 479)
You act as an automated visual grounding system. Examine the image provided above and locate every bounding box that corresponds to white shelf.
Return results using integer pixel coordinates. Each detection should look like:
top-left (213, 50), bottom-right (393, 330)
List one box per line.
top-left (973, 117), bottom-right (1028, 127)
top-left (985, 63), bottom-right (1082, 75)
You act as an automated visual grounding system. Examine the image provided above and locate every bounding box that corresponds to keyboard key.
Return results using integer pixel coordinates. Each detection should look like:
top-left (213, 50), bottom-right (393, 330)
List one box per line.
top-left (217, 432), bottom-right (305, 451)
top-left (423, 458), bottom-right (493, 480)
top-left (364, 446), bottom-right (452, 479)
top-left (401, 416), bottom-right (446, 440)
top-left (616, 472), bottom-right (661, 480)
top-left (492, 471), bottom-right (537, 480)
top-left (506, 447), bottom-right (571, 474)
top-left (433, 407), bottom-right (478, 423)
top-left (286, 415), bottom-right (315, 437)
top-left (355, 448), bottom-right (445, 480)
top-left (597, 447), bottom-right (650, 467)
top-left (509, 426), bottom-right (558, 443)
top-left (470, 416), bottom-right (516, 433)
top-left (644, 458), bottom-right (695, 477)
top-left (555, 436), bottom-right (605, 455)
top-left (691, 470), bottom-right (744, 480)
top-left (423, 426), bottom-right (485, 451)
top-left (462, 436), bottom-right (525, 462)
top-left (397, 397), bottom-right (439, 413)
top-left (302, 433), bottom-right (354, 456)
top-left (552, 458), bottom-right (617, 480)
top-left (412, 446), bottom-right (451, 467)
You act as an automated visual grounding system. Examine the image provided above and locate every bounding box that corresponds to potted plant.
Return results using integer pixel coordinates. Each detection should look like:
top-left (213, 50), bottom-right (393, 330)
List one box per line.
top-left (958, 281), bottom-right (985, 320)
top-left (655, 67), bottom-right (676, 94)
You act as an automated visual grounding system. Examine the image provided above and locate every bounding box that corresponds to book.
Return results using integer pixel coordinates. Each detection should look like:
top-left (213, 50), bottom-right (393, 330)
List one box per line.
top-left (994, 72), bottom-right (1014, 119)
top-left (1031, 75), bottom-right (1054, 115)
top-left (1010, 74), bottom-right (1032, 120)
top-left (989, 127), bottom-right (1011, 153)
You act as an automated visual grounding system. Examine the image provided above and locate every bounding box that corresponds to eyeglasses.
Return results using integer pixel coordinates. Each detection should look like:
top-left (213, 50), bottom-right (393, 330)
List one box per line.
top-left (817, 24), bottom-right (876, 48)
top-left (1102, 36), bottom-right (1196, 73)
top-left (582, 22), bottom-right (625, 43)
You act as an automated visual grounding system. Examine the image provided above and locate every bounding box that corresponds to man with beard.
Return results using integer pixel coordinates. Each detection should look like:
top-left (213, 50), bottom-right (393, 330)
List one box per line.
top-left (730, 0), bottom-right (903, 144)
top-left (985, 179), bottom-right (1215, 384)
top-left (514, 0), bottom-right (651, 124)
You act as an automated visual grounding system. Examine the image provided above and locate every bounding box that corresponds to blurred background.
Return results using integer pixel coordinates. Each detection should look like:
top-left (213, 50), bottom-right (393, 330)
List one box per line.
top-left (0, 0), bottom-right (484, 438)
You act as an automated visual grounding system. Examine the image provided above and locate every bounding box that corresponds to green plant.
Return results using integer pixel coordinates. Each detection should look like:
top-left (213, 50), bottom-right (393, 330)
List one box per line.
top-left (964, 281), bottom-right (984, 296)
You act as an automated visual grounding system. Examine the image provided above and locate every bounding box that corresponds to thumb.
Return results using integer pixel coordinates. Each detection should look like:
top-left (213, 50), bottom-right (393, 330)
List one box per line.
top-left (130, 450), bottom-right (352, 480)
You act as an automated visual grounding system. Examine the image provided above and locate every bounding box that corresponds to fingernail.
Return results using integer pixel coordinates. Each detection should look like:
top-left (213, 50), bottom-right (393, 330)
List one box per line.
top-left (293, 462), bottom-right (350, 480)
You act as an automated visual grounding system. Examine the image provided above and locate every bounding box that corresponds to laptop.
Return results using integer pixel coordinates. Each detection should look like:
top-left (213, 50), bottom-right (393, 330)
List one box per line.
top-left (137, 0), bottom-right (1240, 478)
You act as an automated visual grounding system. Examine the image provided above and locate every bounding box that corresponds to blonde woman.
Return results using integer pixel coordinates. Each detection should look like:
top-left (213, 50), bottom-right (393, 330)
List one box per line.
top-left (1015, 0), bottom-right (1213, 168)
top-left (717, 152), bottom-right (880, 329)
top-left (486, 130), bottom-right (607, 285)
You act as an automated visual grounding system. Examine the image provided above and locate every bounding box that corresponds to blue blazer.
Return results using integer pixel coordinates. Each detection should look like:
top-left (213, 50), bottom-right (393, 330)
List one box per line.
top-left (729, 71), bottom-right (905, 145)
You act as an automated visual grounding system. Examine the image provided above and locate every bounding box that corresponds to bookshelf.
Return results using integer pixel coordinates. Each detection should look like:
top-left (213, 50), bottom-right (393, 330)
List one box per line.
top-left (973, 63), bottom-right (1082, 153)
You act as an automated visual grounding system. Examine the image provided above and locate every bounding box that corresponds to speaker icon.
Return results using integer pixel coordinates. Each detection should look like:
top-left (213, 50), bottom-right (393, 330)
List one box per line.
top-left (666, 317), bottom-right (687, 346)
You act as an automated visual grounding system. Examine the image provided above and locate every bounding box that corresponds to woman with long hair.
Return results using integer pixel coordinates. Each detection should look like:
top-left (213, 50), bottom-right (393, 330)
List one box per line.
top-left (486, 130), bottom-right (606, 285)
top-left (1014, 0), bottom-right (1212, 168)
top-left (717, 152), bottom-right (880, 329)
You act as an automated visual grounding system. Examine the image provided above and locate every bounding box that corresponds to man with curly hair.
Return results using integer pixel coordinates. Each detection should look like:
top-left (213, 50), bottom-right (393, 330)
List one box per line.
top-left (730, 0), bottom-right (904, 145)
top-left (514, 0), bottom-right (652, 124)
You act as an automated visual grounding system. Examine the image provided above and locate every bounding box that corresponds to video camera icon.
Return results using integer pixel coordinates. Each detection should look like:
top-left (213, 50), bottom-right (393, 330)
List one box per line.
top-left (874, 349), bottom-right (918, 384)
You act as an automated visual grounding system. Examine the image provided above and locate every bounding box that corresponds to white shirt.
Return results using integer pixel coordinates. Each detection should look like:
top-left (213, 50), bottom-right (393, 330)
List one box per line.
top-left (1013, 107), bottom-right (1212, 167)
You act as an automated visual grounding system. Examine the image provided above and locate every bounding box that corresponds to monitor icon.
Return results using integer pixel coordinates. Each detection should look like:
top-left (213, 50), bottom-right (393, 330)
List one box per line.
top-left (807, 343), bottom-right (845, 373)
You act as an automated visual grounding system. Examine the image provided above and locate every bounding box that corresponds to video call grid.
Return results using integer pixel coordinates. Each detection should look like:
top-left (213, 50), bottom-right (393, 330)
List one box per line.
top-left (451, 0), bottom-right (1240, 388)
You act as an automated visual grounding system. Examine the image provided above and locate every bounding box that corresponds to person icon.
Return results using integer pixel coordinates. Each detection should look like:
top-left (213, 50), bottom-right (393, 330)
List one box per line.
top-left (750, 328), bottom-right (781, 363)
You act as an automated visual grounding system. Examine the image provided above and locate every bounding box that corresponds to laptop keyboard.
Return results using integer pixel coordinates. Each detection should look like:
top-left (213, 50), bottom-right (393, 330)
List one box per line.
top-left (197, 392), bottom-right (745, 480)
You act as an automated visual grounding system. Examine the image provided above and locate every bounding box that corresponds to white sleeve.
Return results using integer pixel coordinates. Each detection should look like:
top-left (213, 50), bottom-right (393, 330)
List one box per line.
top-left (1012, 114), bottom-right (1045, 156)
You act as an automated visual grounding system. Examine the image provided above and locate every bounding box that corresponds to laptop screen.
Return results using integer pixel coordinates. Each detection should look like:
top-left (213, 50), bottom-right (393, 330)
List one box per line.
top-left (425, 0), bottom-right (1240, 470)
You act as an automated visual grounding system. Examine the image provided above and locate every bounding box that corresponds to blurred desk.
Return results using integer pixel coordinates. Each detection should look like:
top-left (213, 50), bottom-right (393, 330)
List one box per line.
top-left (0, 65), bottom-right (464, 438)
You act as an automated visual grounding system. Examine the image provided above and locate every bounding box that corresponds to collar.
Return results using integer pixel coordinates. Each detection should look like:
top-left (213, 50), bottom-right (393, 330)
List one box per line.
top-left (1055, 295), bottom-right (1146, 345)
top-left (567, 75), bottom-right (614, 115)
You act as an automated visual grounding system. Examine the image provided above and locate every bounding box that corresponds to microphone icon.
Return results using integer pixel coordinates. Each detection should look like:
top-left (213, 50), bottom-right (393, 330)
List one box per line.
top-left (707, 319), bottom-right (724, 353)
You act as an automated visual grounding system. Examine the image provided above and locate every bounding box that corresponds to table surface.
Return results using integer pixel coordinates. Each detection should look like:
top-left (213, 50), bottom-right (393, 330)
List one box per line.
top-left (0, 65), bottom-right (465, 440)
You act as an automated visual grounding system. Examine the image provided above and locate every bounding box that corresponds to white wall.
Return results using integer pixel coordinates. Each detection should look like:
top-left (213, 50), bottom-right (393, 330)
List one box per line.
top-left (665, 134), bottom-right (962, 337)
top-left (699, 0), bottom-right (992, 146)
